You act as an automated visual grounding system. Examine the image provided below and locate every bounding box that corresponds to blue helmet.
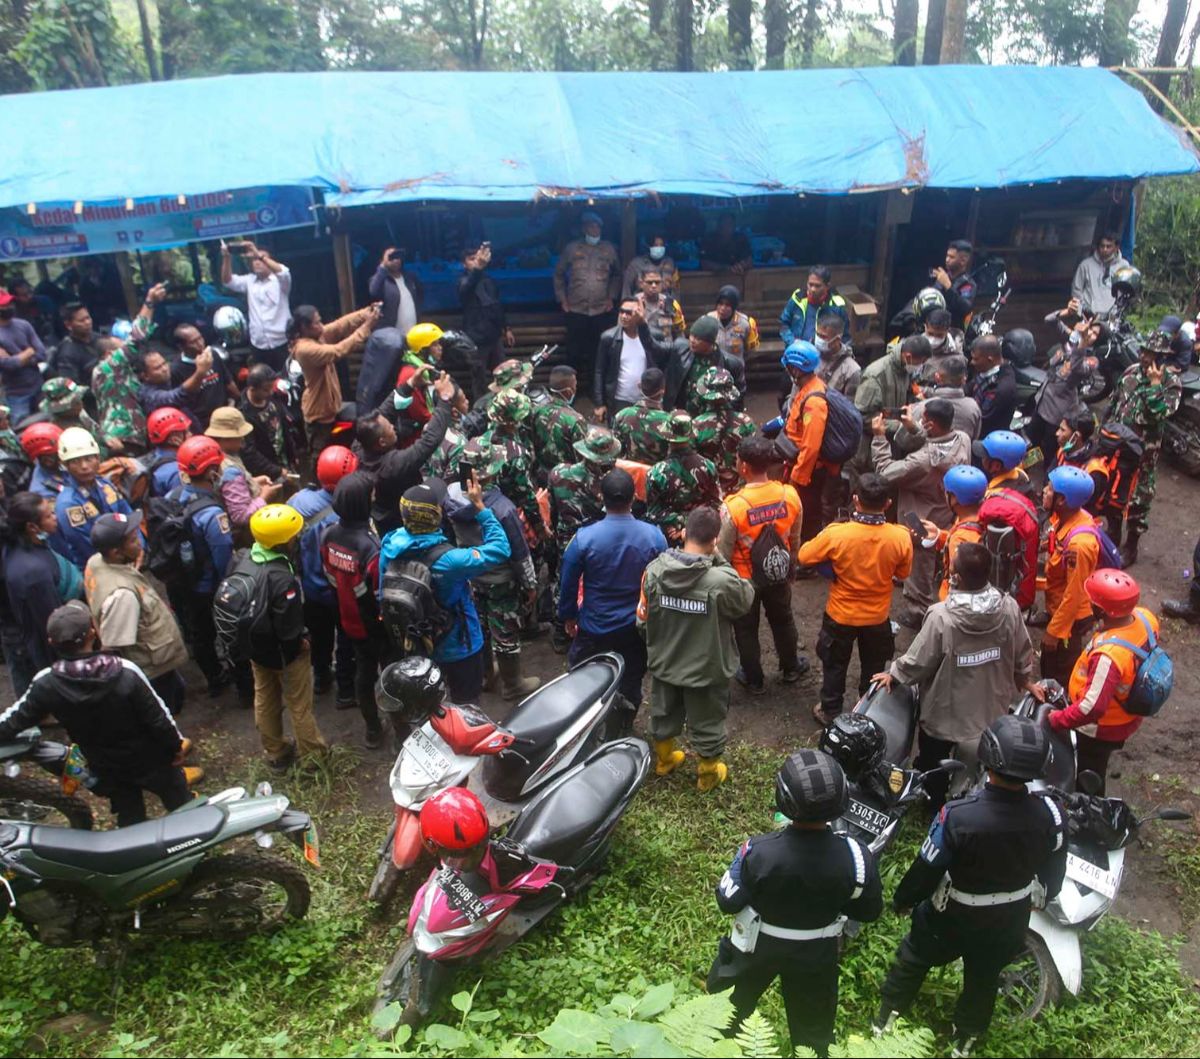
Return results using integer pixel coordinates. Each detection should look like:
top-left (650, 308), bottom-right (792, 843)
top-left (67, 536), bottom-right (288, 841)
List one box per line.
top-left (943, 464), bottom-right (988, 505)
top-left (781, 340), bottom-right (819, 374)
top-left (1047, 465), bottom-right (1095, 509)
top-left (109, 318), bottom-right (134, 342)
top-left (974, 430), bottom-right (1028, 471)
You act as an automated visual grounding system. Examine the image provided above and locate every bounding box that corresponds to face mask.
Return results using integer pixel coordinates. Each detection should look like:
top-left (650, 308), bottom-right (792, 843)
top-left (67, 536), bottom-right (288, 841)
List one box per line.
top-left (814, 337), bottom-right (832, 355)
top-left (906, 364), bottom-right (924, 378)
top-left (649, 246), bottom-right (666, 261)
top-left (585, 234), bottom-right (601, 246)
top-left (552, 387), bottom-right (576, 406)
top-left (926, 333), bottom-right (946, 350)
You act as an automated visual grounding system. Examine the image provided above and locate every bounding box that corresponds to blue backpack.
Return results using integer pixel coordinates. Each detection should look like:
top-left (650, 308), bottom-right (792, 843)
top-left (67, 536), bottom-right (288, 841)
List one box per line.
top-left (1063, 523), bottom-right (1123, 572)
top-left (1102, 612), bottom-right (1174, 717)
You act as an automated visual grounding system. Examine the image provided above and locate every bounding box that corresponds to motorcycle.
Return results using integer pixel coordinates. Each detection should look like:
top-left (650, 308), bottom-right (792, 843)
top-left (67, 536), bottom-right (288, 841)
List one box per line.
top-left (1078, 303), bottom-right (1140, 404)
top-left (374, 737), bottom-right (652, 1028)
top-left (0, 728), bottom-right (94, 830)
top-left (0, 784), bottom-right (318, 948)
top-left (1162, 366), bottom-right (1200, 477)
top-left (963, 257), bottom-right (1011, 348)
top-left (367, 654), bottom-right (624, 906)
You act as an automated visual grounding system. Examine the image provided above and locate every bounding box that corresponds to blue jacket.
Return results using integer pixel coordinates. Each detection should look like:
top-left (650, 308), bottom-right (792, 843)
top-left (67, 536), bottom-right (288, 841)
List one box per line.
top-left (288, 486), bottom-right (338, 605)
top-left (54, 475), bottom-right (133, 569)
top-left (378, 507), bottom-right (510, 663)
top-left (177, 483), bottom-right (233, 593)
top-left (29, 464), bottom-right (72, 559)
top-left (2, 540), bottom-right (64, 673)
top-left (148, 447), bottom-right (182, 497)
top-left (779, 292), bottom-right (850, 346)
top-left (558, 513), bottom-right (667, 635)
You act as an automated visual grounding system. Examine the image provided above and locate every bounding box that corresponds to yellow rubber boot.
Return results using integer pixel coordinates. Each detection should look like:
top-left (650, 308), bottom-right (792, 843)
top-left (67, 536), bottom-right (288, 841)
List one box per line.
top-left (696, 757), bottom-right (728, 792)
top-left (654, 739), bottom-right (685, 776)
top-left (183, 766), bottom-right (205, 787)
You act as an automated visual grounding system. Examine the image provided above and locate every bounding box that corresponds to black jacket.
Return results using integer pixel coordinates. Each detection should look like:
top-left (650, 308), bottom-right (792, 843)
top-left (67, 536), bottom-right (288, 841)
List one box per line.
top-left (968, 361), bottom-right (1019, 437)
top-left (237, 392), bottom-right (296, 480)
top-left (367, 268), bottom-right (422, 332)
top-left (49, 335), bottom-right (101, 387)
top-left (0, 653), bottom-right (181, 778)
top-left (664, 342), bottom-right (747, 412)
top-left (2, 540), bottom-right (65, 673)
top-left (593, 323), bottom-right (673, 410)
top-left (458, 267), bottom-right (506, 349)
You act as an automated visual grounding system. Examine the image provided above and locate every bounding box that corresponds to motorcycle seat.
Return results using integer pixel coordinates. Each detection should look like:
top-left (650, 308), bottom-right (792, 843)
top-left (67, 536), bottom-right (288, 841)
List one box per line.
top-left (507, 742), bottom-right (645, 868)
top-left (499, 658), bottom-right (617, 749)
top-left (1032, 703), bottom-right (1076, 792)
top-left (855, 684), bottom-right (917, 768)
top-left (30, 805), bottom-right (227, 875)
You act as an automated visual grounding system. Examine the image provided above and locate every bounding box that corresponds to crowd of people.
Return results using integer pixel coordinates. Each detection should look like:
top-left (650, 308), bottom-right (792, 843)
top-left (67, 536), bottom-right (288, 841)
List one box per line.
top-left (0, 218), bottom-right (1193, 1056)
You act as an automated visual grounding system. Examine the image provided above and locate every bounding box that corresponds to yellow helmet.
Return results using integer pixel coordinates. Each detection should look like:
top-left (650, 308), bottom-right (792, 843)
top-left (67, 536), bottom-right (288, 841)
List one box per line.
top-left (250, 504), bottom-right (304, 549)
top-left (406, 322), bottom-right (444, 356)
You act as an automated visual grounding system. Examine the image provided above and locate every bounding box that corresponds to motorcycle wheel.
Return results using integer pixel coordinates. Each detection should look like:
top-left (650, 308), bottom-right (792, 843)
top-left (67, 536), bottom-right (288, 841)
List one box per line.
top-left (152, 853), bottom-right (310, 939)
top-left (998, 929), bottom-right (1061, 1020)
top-left (1164, 406), bottom-right (1200, 477)
top-left (375, 939), bottom-right (448, 1033)
top-left (0, 774), bottom-right (93, 829)
top-left (368, 857), bottom-right (404, 908)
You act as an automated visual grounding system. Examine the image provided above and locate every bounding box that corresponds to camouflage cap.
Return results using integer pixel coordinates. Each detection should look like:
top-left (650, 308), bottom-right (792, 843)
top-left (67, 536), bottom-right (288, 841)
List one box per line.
top-left (487, 387), bottom-right (532, 425)
top-left (459, 438), bottom-right (506, 479)
top-left (573, 425), bottom-right (622, 465)
top-left (1141, 329), bottom-right (1173, 356)
top-left (41, 376), bottom-right (85, 416)
top-left (653, 410), bottom-right (695, 445)
top-left (695, 367), bottom-right (736, 404)
top-left (489, 358), bottom-right (534, 393)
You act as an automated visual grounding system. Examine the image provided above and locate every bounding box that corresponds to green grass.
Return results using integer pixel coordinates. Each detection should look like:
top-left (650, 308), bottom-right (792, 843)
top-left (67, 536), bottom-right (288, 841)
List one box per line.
top-left (2, 743), bottom-right (1199, 1056)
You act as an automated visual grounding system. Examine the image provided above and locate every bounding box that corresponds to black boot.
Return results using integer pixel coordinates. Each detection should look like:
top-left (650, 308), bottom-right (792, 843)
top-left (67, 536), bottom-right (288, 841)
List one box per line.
top-left (1163, 596), bottom-right (1200, 623)
top-left (1120, 530), bottom-right (1140, 568)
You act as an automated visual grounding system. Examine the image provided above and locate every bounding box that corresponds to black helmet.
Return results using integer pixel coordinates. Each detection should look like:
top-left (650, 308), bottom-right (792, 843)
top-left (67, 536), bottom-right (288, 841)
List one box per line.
top-left (775, 749), bottom-right (848, 822)
top-left (818, 714), bottom-right (887, 782)
top-left (1001, 328), bottom-right (1036, 368)
top-left (375, 656), bottom-right (445, 721)
top-left (1110, 264), bottom-right (1142, 299)
top-left (977, 715), bottom-right (1050, 782)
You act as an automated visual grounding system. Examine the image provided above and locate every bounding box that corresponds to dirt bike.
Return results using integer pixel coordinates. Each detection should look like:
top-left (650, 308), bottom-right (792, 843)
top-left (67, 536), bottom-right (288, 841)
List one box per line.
top-left (0, 784), bottom-right (318, 948)
top-left (374, 738), bottom-right (651, 1029)
top-left (1162, 366), bottom-right (1200, 477)
top-left (367, 654), bottom-right (623, 907)
top-left (0, 728), bottom-right (94, 829)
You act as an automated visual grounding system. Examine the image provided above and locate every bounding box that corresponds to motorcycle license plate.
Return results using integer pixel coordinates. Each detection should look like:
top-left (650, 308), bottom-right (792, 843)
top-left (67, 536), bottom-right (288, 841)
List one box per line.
top-left (406, 729), bottom-right (452, 779)
top-left (845, 799), bottom-right (890, 837)
top-left (303, 823), bottom-right (321, 869)
top-left (1066, 852), bottom-right (1120, 899)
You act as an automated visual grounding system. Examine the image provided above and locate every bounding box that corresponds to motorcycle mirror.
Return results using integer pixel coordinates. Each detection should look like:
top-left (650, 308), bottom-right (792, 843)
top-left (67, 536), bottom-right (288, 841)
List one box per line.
top-left (1077, 770), bottom-right (1103, 797)
top-left (1157, 809), bottom-right (1193, 822)
top-left (938, 759), bottom-right (967, 774)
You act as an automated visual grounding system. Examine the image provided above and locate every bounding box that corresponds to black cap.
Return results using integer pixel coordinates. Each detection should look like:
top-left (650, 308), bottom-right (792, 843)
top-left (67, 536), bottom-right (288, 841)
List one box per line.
top-left (46, 600), bottom-right (94, 649)
top-left (90, 510), bottom-right (143, 552)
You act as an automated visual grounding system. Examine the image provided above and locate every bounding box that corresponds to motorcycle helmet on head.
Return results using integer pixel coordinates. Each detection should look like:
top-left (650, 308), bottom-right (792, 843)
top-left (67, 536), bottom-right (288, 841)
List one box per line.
top-left (818, 714), bottom-right (887, 783)
top-left (912, 287), bottom-right (947, 321)
top-left (375, 656), bottom-right (446, 721)
top-left (1084, 568), bottom-right (1140, 618)
top-left (775, 749), bottom-right (848, 822)
top-left (977, 715), bottom-right (1050, 782)
top-left (420, 787), bottom-right (490, 857)
top-left (1000, 328), bottom-right (1036, 368)
top-left (406, 322), bottom-right (445, 358)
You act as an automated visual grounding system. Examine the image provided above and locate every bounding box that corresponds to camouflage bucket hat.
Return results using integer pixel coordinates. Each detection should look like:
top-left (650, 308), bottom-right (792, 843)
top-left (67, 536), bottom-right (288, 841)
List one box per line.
top-left (1140, 330), bottom-right (1173, 357)
top-left (459, 439), bottom-right (506, 480)
top-left (488, 387), bottom-right (532, 425)
top-left (653, 410), bottom-right (695, 445)
top-left (489, 358), bottom-right (534, 392)
top-left (42, 376), bottom-right (85, 416)
top-left (573, 425), bottom-right (622, 465)
top-left (695, 367), bottom-right (736, 404)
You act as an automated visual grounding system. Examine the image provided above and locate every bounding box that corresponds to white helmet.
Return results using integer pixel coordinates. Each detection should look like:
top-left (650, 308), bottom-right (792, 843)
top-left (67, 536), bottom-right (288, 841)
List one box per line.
top-left (58, 426), bottom-right (100, 463)
top-left (213, 305), bottom-right (247, 347)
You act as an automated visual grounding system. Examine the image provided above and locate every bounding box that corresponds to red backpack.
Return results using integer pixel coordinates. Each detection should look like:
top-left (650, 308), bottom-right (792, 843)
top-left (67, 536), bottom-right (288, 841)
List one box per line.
top-left (977, 487), bottom-right (1039, 608)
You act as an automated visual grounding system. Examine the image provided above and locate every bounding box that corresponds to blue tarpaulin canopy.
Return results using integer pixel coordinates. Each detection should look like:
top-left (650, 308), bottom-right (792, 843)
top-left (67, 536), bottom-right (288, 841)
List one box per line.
top-left (2, 65), bottom-right (1196, 210)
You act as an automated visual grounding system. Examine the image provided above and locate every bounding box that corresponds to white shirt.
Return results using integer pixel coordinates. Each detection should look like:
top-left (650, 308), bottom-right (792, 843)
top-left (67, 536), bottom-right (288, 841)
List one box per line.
top-left (615, 331), bottom-right (647, 403)
top-left (396, 278), bottom-right (417, 336)
top-left (225, 267), bottom-right (293, 349)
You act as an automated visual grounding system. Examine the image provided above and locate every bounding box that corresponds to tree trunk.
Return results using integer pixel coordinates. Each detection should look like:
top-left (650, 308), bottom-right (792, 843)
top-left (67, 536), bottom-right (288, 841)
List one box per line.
top-left (728, 0), bottom-right (753, 69)
top-left (676, 0), bottom-right (693, 71)
top-left (941, 0), bottom-right (967, 63)
top-left (923, 0), bottom-right (945, 64)
top-left (156, 0), bottom-right (184, 80)
top-left (764, 0), bottom-right (787, 69)
top-left (649, 0), bottom-right (666, 33)
top-left (1098, 0), bottom-right (1139, 67)
top-left (1149, 0), bottom-right (1188, 104)
top-left (893, 0), bottom-right (918, 65)
top-left (800, 0), bottom-right (820, 67)
top-left (135, 0), bottom-right (160, 80)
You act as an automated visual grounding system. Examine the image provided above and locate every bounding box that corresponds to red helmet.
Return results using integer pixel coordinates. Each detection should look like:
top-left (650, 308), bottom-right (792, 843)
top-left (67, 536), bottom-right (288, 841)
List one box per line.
top-left (316, 445), bottom-right (358, 491)
top-left (20, 422), bottom-right (63, 459)
top-left (146, 407), bottom-right (192, 446)
top-left (419, 788), bottom-right (490, 853)
top-left (176, 435), bottom-right (224, 478)
top-left (1084, 569), bottom-right (1140, 618)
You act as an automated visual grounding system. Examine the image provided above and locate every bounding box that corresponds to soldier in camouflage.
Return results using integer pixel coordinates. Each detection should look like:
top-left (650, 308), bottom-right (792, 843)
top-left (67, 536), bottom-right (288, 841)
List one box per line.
top-left (646, 411), bottom-right (721, 543)
top-left (448, 440), bottom-right (541, 700)
top-left (613, 367), bottom-right (670, 465)
top-left (424, 385), bottom-right (471, 481)
top-left (693, 367), bottom-right (757, 494)
top-left (1109, 331), bottom-right (1183, 565)
top-left (482, 388), bottom-right (547, 539)
top-left (531, 365), bottom-right (588, 476)
top-left (470, 357), bottom-right (533, 416)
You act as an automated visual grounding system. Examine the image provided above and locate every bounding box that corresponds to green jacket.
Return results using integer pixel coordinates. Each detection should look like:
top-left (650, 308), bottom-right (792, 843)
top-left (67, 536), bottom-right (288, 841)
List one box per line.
top-left (638, 549), bottom-right (754, 687)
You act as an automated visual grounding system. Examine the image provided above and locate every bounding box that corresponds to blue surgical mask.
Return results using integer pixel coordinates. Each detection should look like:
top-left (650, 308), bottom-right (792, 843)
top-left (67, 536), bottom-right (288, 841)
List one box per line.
top-left (584, 234), bottom-right (601, 246)
top-left (649, 246), bottom-right (666, 261)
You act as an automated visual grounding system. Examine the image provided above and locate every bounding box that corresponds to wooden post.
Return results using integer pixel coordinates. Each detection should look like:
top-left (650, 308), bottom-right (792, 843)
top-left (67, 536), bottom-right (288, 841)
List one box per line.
top-left (870, 190), bottom-right (913, 324)
top-left (620, 198), bottom-right (637, 269)
top-left (869, 192), bottom-right (892, 301)
top-left (965, 191), bottom-right (981, 247)
top-left (332, 231), bottom-right (355, 315)
top-left (114, 252), bottom-right (140, 317)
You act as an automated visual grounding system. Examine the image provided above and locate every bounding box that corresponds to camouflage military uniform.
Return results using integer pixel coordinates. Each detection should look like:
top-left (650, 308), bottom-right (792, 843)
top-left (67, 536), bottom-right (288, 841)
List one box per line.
top-left (547, 426), bottom-right (622, 553)
top-left (470, 358), bottom-right (533, 417)
top-left (41, 378), bottom-right (110, 458)
top-left (425, 423), bottom-right (468, 481)
top-left (1110, 353), bottom-right (1183, 540)
top-left (645, 411), bottom-right (721, 542)
top-left (91, 327), bottom-right (150, 451)
top-left (483, 388), bottom-right (546, 536)
top-left (692, 368), bottom-right (756, 494)
top-left (613, 399), bottom-right (670, 465)
top-left (532, 394), bottom-right (588, 475)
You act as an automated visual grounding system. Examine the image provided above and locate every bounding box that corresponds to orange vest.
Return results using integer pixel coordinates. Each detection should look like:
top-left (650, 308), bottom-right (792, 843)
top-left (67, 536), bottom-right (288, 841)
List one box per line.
top-left (724, 481), bottom-right (802, 579)
top-left (1068, 608), bottom-right (1158, 732)
top-left (616, 459), bottom-right (649, 501)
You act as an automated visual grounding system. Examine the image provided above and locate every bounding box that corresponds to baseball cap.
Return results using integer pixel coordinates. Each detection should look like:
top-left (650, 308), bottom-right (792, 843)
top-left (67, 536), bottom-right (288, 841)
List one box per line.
top-left (46, 600), bottom-right (94, 649)
top-left (90, 510), bottom-right (143, 552)
top-left (0, 291), bottom-right (14, 309)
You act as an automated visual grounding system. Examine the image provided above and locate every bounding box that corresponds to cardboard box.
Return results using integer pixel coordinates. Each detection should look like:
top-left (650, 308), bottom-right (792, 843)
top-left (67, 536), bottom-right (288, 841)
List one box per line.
top-left (836, 284), bottom-right (879, 341)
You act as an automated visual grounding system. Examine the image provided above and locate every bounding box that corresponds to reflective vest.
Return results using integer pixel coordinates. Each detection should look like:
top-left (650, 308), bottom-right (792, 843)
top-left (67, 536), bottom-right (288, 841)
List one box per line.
top-left (723, 481), bottom-right (801, 580)
top-left (1068, 608), bottom-right (1158, 733)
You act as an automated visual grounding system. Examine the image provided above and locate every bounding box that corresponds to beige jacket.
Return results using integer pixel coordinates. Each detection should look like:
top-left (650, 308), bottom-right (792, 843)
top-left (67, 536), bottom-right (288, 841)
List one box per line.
top-left (293, 307), bottom-right (372, 423)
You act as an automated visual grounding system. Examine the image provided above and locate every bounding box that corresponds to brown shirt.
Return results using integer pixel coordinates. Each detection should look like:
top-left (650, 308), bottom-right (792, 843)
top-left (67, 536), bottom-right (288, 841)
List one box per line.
top-left (292, 307), bottom-right (372, 423)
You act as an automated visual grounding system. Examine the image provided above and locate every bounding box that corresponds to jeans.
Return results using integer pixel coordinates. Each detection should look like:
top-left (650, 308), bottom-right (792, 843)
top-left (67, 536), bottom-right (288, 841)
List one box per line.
top-left (303, 599), bottom-right (355, 699)
top-left (732, 580), bottom-right (801, 686)
top-left (442, 651), bottom-right (485, 705)
top-left (5, 391), bottom-right (38, 424)
top-left (187, 591), bottom-right (222, 688)
top-left (250, 343), bottom-right (290, 372)
top-left (568, 622), bottom-right (647, 707)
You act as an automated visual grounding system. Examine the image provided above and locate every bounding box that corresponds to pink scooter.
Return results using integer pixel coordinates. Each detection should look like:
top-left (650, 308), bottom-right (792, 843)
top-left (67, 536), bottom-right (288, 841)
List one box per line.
top-left (374, 737), bottom-right (651, 1027)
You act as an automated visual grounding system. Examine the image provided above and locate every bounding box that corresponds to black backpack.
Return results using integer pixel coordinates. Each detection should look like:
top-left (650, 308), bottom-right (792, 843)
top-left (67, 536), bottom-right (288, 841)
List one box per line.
top-left (212, 553), bottom-right (272, 666)
top-left (380, 542), bottom-right (458, 655)
top-left (143, 489), bottom-right (221, 585)
top-left (748, 521), bottom-right (793, 588)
